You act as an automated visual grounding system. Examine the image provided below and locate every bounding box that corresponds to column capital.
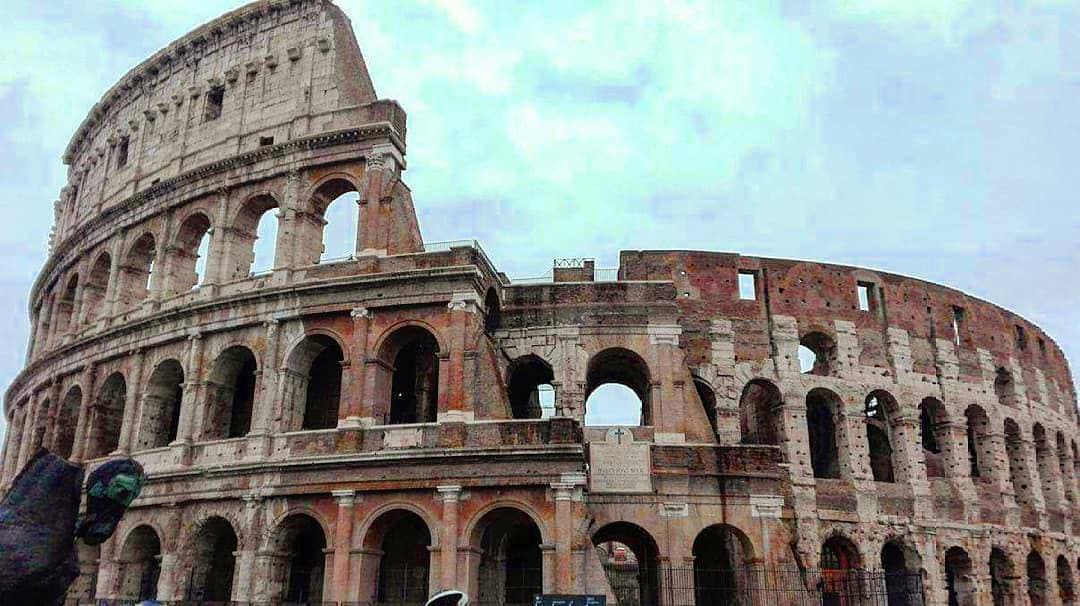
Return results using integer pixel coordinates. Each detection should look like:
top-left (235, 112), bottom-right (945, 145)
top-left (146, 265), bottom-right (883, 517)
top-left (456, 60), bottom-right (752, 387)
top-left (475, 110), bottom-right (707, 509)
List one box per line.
top-left (332, 489), bottom-right (357, 505)
top-left (436, 485), bottom-right (463, 501)
top-left (447, 291), bottom-right (481, 313)
top-left (351, 307), bottom-right (372, 319)
top-left (187, 331), bottom-right (203, 341)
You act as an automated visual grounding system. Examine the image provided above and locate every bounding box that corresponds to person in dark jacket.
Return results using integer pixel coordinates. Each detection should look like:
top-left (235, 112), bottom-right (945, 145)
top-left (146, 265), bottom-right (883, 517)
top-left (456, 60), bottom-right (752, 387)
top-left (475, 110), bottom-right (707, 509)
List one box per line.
top-left (0, 449), bottom-right (144, 605)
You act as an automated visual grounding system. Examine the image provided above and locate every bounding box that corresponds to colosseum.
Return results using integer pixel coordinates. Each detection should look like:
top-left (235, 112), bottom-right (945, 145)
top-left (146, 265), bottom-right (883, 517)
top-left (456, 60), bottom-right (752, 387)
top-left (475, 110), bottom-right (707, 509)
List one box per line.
top-left (1, 1), bottom-right (1077, 605)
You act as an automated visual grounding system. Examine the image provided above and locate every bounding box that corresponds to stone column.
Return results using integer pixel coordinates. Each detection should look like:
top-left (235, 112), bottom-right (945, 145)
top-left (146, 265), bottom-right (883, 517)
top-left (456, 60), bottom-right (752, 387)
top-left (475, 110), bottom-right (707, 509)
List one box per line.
top-left (70, 363), bottom-right (97, 464)
top-left (343, 307), bottom-right (372, 426)
top-left (274, 170), bottom-right (300, 271)
top-left (204, 188), bottom-right (230, 286)
top-left (1, 408), bottom-right (25, 487)
top-left (146, 212), bottom-right (172, 305)
top-left (41, 380), bottom-right (63, 453)
top-left (437, 485), bottom-right (462, 590)
top-left (332, 490), bottom-right (357, 601)
top-left (552, 481), bottom-right (575, 592)
top-left (443, 292), bottom-right (479, 422)
top-left (248, 320), bottom-right (280, 457)
top-left (116, 349), bottom-right (145, 454)
top-left (171, 334), bottom-right (203, 467)
top-left (104, 237), bottom-right (124, 319)
top-left (16, 396), bottom-right (41, 470)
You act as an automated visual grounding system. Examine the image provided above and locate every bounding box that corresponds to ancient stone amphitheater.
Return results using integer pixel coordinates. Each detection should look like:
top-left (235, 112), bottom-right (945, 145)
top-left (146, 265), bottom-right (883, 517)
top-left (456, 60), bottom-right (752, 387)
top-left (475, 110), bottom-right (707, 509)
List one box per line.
top-left (1, 1), bottom-right (1077, 605)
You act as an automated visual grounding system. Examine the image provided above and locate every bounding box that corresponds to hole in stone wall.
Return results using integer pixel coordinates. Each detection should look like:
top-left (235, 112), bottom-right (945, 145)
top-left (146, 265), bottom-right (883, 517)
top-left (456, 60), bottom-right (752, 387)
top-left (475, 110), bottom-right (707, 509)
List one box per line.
top-left (507, 355), bottom-right (554, 420)
top-left (799, 332), bottom-right (836, 376)
top-left (806, 388), bottom-right (841, 479)
top-left (88, 372), bottom-right (126, 459)
top-left (382, 326), bottom-right (440, 424)
top-left (738, 379), bottom-right (781, 446)
top-left (205, 346), bottom-right (257, 440)
top-left (136, 359), bottom-right (184, 450)
top-left (865, 392), bottom-right (896, 483)
top-left (116, 136), bottom-right (129, 168)
top-left (585, 348), bottom-right (651, 427)
top-left (204, 86), bottom-right (225, 122)
top-left (118, 525), bottom-right (161, 601)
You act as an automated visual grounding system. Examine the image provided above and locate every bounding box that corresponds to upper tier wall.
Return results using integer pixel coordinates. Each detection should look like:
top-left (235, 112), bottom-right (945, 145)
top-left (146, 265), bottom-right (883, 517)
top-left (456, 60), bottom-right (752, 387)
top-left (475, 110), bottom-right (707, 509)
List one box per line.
top-left (54, 0), bottom-right (377, 244)
top-left (619, 250), bottom-right (1078, 409)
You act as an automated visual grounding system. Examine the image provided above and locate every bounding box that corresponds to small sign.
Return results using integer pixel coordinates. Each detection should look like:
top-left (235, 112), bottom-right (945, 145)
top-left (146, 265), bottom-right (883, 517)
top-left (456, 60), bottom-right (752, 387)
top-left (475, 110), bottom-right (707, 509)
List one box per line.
top-left (588, 426), bottom-right (652, 494)
top-left (535, 595), bottom-right (606, 606)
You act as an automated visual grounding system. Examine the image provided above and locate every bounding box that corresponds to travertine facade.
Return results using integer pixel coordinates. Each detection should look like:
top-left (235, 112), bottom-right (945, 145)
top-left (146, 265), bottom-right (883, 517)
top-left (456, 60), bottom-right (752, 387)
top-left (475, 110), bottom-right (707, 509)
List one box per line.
top-left (2, 1), bottom-right (1078, 605)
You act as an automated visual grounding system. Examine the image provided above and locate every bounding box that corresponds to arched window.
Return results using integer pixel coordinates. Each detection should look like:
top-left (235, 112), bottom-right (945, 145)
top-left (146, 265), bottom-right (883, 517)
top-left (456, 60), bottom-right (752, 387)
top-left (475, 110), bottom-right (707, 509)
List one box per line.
top-left (1004, 419), bottom-right (1035, 512)
top-left (1058, 555), bottom-right (1075, 606)
top-left (919, 398), bottom-right (947, 479)
top-left (994, 367), bottom-right (1017, 408)
top-left (507, 355), bottom-right (555, 420)
top-left (593, 522), bottom-right (661, 606)
top-left (271, 515), bottom-right (327, 603)
top-left (163, 213), bottom-right (212, 296)
top-left (82, 252), bottom-right (111, 324)
top-left (226, 194), bottom-right (279, 280)
top-left (965, 405), bottom-right (992, 479)
top-left (989, 548), bottom-right (1013, 606)
top-left (584, 348), bottom-right (651, 427)
top-left (694, 379), bottom-right (718, 437)
top-left (1057, 432), bottom-right (1074, 504)
top-left (945, 547), bottom-right (975, 606)
top-left (365, 510), bottom-right (432, 606)
top-left (738, 379), bottom-right (782, 446)
top-left (377, 326), bottom-right (440, 425)
top-left (820, 536), bottom-right (859, 601)
top-left (136, 359), bottom-right (184, 450)
top-left (484, 288), bottom-right (501, 333)
top-left (1028, 551), bottom-right (1048, 606)
top-left (1032, 424), bottom-right (1060, 508)
top-left (473, 508), bottom-right (543, 606)
top-left (188, 517), bottom-right (238, 602)
top-left (117, 526), bottom-right (161, 601)
top-left (799, 331), bottom-right (837, 376)
top-left (88, 372), bottom-right (126, 459)
top-left (303, 179), bottom-right (359, 265)
top-left (692, 525), bottom-right (753, 606)
top-left (204, 346), bottom-right (257, 439)
top-left (806, 388), bottom-right (841, 479)
top-left (284, 335), bottom-right (345, 431)
top-left (54, 274), bottom-right (79, 335)
top-left (865, 391), bottom-right (897, 483)
top-left (118, 233), bottom-right (156, 311)
top-left (53, 386), bottom-right (81, 459)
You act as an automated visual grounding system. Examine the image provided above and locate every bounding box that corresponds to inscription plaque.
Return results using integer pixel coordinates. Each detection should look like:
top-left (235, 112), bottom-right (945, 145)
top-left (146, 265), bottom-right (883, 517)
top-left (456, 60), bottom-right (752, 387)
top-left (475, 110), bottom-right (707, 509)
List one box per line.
top-left (588, 426), bottom-right (652, 494)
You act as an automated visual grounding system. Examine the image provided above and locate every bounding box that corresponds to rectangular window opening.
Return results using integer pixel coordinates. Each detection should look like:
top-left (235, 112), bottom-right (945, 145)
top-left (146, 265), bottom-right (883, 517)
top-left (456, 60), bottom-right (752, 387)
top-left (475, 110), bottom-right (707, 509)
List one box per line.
top-left (1038, 338), bottom-right (1047, 358)
top-left (857, 281), bottom-right (874, 311)
top-left (259, 136), bottom-right (274, 147)
top-left (116, 136), bottom-right (129, 168)
top-left (951, 306), bottom-right (965, 347)
top-left (204, 86), bottom-right (225, 122)
top-left (737, 271), bottom-right (757, 300)
top-left (1015, 325), bottom-right (1027, 351)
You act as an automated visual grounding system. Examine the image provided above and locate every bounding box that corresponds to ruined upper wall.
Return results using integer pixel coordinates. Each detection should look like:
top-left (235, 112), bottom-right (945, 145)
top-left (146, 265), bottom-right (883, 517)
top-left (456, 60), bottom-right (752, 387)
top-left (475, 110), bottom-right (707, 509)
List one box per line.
top-left (56, 0), bottom-right (379, 239)
top-left (620, 250), bottom-right (1078, 410)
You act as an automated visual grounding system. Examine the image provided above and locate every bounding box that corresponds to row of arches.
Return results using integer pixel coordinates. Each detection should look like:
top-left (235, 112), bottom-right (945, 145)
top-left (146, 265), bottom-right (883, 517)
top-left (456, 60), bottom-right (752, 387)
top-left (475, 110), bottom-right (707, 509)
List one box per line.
top-left (35, 178), bottom-right (363, 354)
top-left (942, 544), bottom-right (1078, 606)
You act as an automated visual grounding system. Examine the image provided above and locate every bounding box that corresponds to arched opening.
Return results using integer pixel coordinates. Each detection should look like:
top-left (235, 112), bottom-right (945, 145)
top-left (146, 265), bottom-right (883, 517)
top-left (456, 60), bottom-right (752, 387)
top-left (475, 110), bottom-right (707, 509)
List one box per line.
top-left (164, 213), bottom-right (212, 296)
top-left (1033, 424), bottom-right (1060, 508)
top-left (117, 525), bottom-right (161, 601)
top-left (865, 391), bottom-right (897, 483)
top-left (919, 398), bottom-right (947, 479)
top-left (204, 346), bottom-right (257, 440)
top-left (738, 379), bottom-right (781, 446)
top-left (1057, 433), bottom-right (1074, 504)
top-left (1004, 419), bottom-right (1034, 511)
top-left (53, 386), bottom-right (82, 459)
top-left (271, 514), bottom-right (328, 603)
top-left (820, 536), bottom-right (860, 601)
top-left (1027, 550), bottom-right (1048, 606)
top-left (692, 525), bottom-right (753, 606)
top-left (83, 252), bottom-right (111, 324)
top-left (88, 372), bottom-right (126, 459)
top-left (284, 335), bottom-right (345, 431)
top-left (228, 194), bottom-right (279, 280)
top-left (188, 517), bottom-right (238, 602)
top-left (484, 288), bottom-right (502, 333)
top-left (136, 359), bottom-right (184, 450)
top-left (799, 332), bottom-right (837, 376)
top-left (507, 355), bottom-right (555, 420)
top-left (881, 540), bottom-right (921, 606)
top-left (806, 388), bottom-right (842, 479)
top-left (55, 274), bottom-right (79, 335)
top-left (584, 348), bottom-right (651, 427)
top-left (377, 326), bottom-right (440, 425)
top-left (367, 510), bottom-right (432, 606)
top-left (310, 179), bottom-right (360, 265)
top-left (989, 548), bottom-right (1013, 606)
top-left (965, 405), bottom-right (992, 480)
top-left (944, 547), bottom-right (975, 606)
top-left (593, 522), bottom-right (661, 606)
top-left (994, 367), bottom-right (1017, 408)
top-left (472, 508), bottom-right (543, 606)
top-left (118, 233), bottom-right (156, 311)
top-left (1058, 555), bottom-right (1075, 606)
top-left (694, 379), bottom-right (718, 437)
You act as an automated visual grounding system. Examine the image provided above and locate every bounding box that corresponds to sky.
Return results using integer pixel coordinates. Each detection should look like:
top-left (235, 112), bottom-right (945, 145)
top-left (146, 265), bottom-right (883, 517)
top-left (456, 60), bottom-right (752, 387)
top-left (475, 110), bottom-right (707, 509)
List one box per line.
top-left (2, 0), bottom-right (1079, 437)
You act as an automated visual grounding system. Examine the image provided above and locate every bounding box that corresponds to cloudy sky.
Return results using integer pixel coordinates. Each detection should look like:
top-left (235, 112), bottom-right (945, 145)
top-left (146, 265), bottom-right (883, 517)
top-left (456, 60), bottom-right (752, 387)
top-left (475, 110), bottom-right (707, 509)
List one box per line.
top-left (2, 0), bottom-right (1078, 437)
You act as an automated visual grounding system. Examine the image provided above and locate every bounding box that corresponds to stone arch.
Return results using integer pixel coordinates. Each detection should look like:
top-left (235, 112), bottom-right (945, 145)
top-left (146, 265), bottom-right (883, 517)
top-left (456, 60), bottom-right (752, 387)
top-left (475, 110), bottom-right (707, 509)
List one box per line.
top-left (990, 547), bottom-right (1015, 606)
top-left (738, 378), bottom-right (782, 446)
top-left (135, 358), bottom-right (184, 450)
top-left (484, 287), bottom-right (501, 333)
top-left (965, 404), bottom-right (993, 480)
top-left (184, 515), bottom-right (239, 602)
top-left (225, 191), bottom-right (280, 280)
top-left (1032, 423), bottom-right (1060, 508)
top-left (1058, 554), bottom-right (1076, 606)
top-left (799, 330), bottom-right (837, 376)
top-left (865, 389), bottom-right (899, 483)
top-left (592, 521), bottom-right (662, 606)
top-left (944, 546), bottom-right (976, 606)
top-left (881, 536), bottom-right (921, 571)
top-left (82, 250), bottom-right (111, 324)
top-left (283, 333), bottom-right (346, 431)
top-left (53, 385), bottom-right (82, 459)
top-left (995, 367), bottom-right (1018, 408)
top-left (819, 535), bottom-right (861, 601)
top-left (163, 211), bottom-right (213, 296)
top-left (117, 232), bottom-right (156, 311)
top-left (1056, 432), bottom-right (1074, 505)
top-left (919, 397), bottom-right (948, 478)
top-left (692, 376), bottom-right (718, 438)
top-left (468, 505), bottom-right (545, 606)
top-left (374, 324), bottom-right (442, 425)
top-left (1003, 418), bottom-right (1036, 512)
top-left (87, 371), bottom-right (126, 459)
top-left (116, 524), bottom-right (161, 601)
top-left (507, 355), bottom-right (555, 420)
top-left (266, 512), bottom-right (330, 603)
top-left (54, 272), bottom-right (80, 336)
top-left (1028, 550), bottom-right (1048, 606)
top-left (360, 507), bottom-right (436, 606)
top-left (692, 524), bottom-right (756, 606)
top-left (584, 347), bottom-right (653, 427)
top-left (304, 174), bottom-right (363, 265)
top-left (806, 387), bottom-right (842, 479)
top-left (203, 345), bottom-right (258, 440)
